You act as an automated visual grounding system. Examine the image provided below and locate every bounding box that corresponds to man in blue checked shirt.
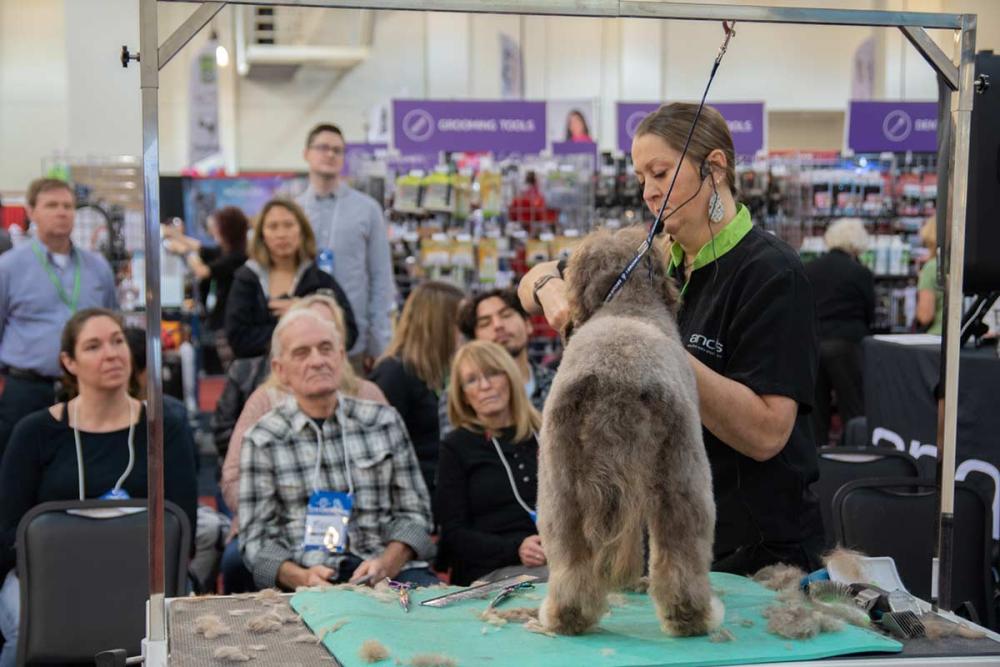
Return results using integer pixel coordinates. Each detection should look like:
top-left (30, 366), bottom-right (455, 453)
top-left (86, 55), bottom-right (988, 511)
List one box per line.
top-left (238, 308), bottom-right (437, 590)
top-left (0, 179), bottom-right (117, 459)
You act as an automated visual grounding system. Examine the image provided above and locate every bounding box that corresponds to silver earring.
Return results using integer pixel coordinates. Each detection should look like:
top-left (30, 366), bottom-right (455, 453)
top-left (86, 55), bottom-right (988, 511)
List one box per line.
top-left (708, 182), bottom-right (725, 224)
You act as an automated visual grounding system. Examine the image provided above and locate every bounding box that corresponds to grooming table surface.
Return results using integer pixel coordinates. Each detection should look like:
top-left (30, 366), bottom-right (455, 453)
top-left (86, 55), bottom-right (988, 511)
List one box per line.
top-left (167, 594), bottom-right (333, 666)
top-left (290, 572), bottom-right (902, 667)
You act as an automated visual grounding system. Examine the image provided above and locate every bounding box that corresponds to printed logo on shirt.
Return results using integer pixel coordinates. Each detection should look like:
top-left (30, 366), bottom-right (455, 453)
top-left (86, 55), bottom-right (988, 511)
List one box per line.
top-left (687, 333), bottom-right (724, 358)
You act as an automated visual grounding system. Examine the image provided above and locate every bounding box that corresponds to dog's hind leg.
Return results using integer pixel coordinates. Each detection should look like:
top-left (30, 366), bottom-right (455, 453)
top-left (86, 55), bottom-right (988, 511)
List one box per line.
top-left (646, 484), bottom-right (722, 637)
top-left (540, 551), bottom-right (610, 635)
top-left (538, 488), bottom-right (610, 635)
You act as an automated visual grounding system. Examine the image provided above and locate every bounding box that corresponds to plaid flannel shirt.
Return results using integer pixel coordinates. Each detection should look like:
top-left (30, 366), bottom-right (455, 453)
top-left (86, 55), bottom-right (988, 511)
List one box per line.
top-left (239, 394), bottom-right (434, 589)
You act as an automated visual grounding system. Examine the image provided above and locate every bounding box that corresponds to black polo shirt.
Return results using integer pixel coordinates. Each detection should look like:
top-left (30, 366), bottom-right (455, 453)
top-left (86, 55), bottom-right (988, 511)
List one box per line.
top-left (668, 206), bottom-right (823, 559)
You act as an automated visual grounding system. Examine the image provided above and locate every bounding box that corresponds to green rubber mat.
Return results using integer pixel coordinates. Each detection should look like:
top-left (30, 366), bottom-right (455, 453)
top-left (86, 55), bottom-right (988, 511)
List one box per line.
top-left (290, 572), bottom-right (901, 666)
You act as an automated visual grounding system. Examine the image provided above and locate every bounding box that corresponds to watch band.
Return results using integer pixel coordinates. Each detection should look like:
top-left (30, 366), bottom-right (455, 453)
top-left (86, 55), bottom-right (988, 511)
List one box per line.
top-left (532, 273), bottom-right (560, 309)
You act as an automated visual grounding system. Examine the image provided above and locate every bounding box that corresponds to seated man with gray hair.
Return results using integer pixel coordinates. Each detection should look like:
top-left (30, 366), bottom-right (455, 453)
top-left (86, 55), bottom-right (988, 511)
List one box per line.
top-left (239, 308), bottom-right (437, 590)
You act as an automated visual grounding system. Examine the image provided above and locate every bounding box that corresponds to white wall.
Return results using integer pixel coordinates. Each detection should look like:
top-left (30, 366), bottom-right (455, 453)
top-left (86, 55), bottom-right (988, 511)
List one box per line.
top-left (0, 0), bottom-right (68, 192)
top-left (64, 0), bottom-right (141, 159)
top-left (2, 0), bottom-right (998, 192)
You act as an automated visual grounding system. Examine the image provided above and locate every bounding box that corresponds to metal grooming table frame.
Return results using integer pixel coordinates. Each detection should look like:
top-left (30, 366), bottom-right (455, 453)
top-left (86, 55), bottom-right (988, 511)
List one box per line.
top-left (134, 2), bottom-right (979, 664)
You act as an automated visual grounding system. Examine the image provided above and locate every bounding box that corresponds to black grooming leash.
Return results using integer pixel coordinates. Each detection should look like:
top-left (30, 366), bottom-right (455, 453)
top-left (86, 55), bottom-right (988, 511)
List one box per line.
top-left (604, 20), bottom-right (737, 304)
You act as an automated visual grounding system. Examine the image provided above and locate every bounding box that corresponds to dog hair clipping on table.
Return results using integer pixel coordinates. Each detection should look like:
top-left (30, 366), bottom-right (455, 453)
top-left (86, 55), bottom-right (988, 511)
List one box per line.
top-left (359, 639), bottom-right (391, 663)
top-left (823, 547), bottom-right (867, 583)
top-left (710, 628), bottom-right (736, 643)
top-left (762, 600), bottom-right (843, 639)
top-left (194, 614), bottom-right (231, 639)
top-left (246, 611), bottom-right (284, 633)
top-left (752, 564), bottom-right (807, 592)
top-left (212, 646), bottom-right (252, 662)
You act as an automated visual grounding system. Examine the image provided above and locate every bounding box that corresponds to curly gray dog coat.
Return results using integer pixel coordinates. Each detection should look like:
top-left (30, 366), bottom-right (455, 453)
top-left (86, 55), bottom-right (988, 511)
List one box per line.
top-left (537, 225), bottom-right (722, 636)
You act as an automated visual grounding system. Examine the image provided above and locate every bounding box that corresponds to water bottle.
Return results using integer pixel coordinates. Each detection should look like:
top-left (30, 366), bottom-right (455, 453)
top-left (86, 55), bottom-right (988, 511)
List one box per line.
top-left (318, 248), bottom-right (335, 276)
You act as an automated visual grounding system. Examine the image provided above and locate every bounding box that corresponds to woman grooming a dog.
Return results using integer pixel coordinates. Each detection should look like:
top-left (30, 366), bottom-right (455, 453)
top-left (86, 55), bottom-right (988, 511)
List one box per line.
top-left (520, 102), bottom-right (824, 576)
top-left (435, 341), bottom-right (545, 586)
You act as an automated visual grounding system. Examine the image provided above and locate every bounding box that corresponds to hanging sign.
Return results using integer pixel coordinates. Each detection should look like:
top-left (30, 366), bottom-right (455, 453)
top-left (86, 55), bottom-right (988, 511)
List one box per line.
top-left (616, 101), bottom-right (765, 157)
top-left (847, 101), bottom-right (938, 153)
top-left (393, 100), bottom-right (546, 154)
top-left (188, 42), bottom-right (221, 165)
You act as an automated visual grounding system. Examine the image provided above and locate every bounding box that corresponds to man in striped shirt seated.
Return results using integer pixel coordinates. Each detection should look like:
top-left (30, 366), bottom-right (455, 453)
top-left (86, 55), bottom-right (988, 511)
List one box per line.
top-left (238, 308), bottom-right (438, 591)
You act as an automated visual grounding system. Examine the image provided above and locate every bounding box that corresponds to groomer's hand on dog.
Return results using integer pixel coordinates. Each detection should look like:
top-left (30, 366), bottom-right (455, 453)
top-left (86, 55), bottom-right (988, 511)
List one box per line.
top-left (519, 535), bottom-right (547, 567)
top-left (536, 279), bottom-right (569, 333)
top-left (519, 261), bottom-right (570, 333)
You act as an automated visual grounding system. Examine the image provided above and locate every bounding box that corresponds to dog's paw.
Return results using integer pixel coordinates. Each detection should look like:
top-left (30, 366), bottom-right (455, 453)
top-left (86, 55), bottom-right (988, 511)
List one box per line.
top-left (658, 597), bottom-right (725, 637)
top-left (540, 596), bottom-right (600, 636)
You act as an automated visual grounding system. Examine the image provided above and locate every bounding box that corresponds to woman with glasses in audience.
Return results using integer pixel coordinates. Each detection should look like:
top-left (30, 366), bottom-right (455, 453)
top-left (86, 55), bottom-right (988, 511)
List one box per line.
top-left (370, 281), bottom-right (465, 498)
top-left (216, 294), bottom-right (388, 593)
top-left (435, 340), bottom-right (545, 586)
top-left (0, 309), bottom-right (197, 666)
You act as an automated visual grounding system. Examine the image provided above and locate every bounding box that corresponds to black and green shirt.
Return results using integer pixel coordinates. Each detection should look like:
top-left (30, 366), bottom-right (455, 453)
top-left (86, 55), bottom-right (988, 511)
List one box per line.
top-left (667, 205), bottom-right (823, 560)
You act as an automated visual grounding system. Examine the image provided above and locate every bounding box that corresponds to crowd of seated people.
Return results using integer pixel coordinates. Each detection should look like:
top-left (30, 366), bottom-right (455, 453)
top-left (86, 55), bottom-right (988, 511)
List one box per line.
top-left (0, 167), bottom-right (562, 661)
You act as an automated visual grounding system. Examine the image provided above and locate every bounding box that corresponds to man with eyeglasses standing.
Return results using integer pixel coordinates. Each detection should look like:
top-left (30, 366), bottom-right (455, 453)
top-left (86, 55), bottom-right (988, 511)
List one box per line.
top-left (296, 124), bottom-right (395, 374)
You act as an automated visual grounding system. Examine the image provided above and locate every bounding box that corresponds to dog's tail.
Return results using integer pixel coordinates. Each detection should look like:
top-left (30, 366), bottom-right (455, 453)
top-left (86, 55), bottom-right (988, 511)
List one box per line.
top-left (575, 436), bottom-right (649, 582)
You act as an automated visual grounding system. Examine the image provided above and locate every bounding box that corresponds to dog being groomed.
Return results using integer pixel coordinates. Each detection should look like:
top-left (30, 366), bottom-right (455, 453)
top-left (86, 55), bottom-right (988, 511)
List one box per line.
top-left (537, 224), bottom-right (723, 636)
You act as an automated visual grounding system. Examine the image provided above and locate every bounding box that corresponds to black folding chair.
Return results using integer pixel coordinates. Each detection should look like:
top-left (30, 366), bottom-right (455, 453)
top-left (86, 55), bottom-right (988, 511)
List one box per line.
top-left (16, 500), bottom-right (190, 666)
top-left (839, 416), bottom-right (869, 448)
top-left (832, 477), bottom-right (995, 629)
top-left (814, 446), bottom-right (921, 550)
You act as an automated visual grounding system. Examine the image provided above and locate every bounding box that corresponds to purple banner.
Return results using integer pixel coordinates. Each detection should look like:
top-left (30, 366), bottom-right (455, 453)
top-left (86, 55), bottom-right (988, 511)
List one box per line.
top-left (616, 101), bottom-right (766, 157)
top-left (343, 142), bottom-right (387, 177)
top-left (848, 101), bottom-right (938, 153)
top-left (393, 99), bottom-right (546, 154)
top-left (386, 153), bottom-right (440, 175)
top-left (551, 140), bottom-right (598, 163)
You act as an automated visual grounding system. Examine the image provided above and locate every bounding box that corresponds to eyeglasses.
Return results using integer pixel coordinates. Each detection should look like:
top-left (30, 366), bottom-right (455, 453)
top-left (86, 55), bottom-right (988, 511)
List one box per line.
top-left (461, 369), bottom-right (506, 392)
top-left (309, 143), bottom-right (345, 156)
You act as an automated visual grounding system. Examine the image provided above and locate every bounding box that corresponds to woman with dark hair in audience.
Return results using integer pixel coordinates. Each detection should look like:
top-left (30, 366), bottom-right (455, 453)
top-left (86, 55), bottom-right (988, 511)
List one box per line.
top-left (0, 309), bottom-right (197, 666)
top-left (165, 207), bottom-right (250, 363)
top-left (370, 281), bottom-right (465, 497)
top-left (225, 198), bottom-right (357, 360)
top-left (436, 340), bottom-right (544, 586)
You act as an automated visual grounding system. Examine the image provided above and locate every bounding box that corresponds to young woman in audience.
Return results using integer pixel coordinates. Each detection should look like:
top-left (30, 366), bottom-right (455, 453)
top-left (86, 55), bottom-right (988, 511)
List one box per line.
top-left (435, 340), bottom-right (544, 586)
top-left (164, 206), bottom-right (250, 362)
top-left (370, 281), bottom-right (465, 497)
top-left (217, 295), bottom-right (387, 593)
top-left (225, 198), bottom-right (357, 359)
top-left (0, 309), bottom-right (198, 665)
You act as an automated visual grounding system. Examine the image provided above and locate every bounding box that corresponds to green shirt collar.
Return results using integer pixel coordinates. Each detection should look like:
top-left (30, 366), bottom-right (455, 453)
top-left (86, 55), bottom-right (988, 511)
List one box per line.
top-left (668, 204), bottom-right (753, 283)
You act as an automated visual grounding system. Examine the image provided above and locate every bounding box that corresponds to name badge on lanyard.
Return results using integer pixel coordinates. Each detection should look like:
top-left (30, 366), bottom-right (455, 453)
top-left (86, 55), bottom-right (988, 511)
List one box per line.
top-left (303, 491), bottom-right (353, 553)
top-left (74, 399), bottom-right (137, 501)
top-left (301, 397), bottom-right (354, 554)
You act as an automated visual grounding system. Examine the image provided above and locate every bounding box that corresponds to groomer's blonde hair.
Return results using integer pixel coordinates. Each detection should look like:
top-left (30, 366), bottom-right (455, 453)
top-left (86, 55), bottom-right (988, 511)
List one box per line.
top-left (634, 102), bottom-right (737, 194)
top-left (448, 340), bottom-right (541, 443)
